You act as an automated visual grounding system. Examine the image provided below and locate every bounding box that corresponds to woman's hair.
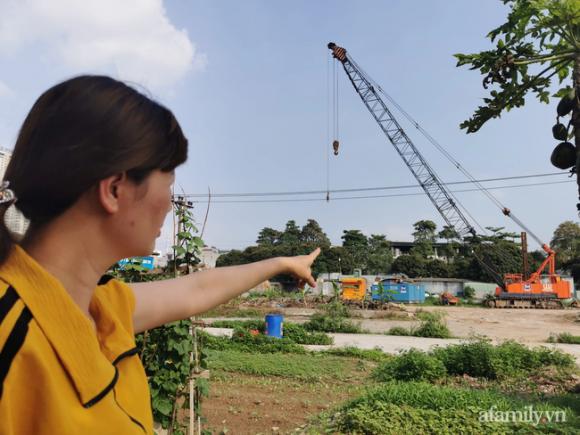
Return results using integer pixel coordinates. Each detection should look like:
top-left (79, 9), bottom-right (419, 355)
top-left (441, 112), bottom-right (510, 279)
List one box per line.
top-left (0, 75), bottom-right (188, 265)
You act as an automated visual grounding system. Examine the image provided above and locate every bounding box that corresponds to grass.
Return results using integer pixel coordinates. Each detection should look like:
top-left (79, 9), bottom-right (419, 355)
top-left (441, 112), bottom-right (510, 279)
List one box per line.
top-left (207, 319), bottom-right (333, 345)
top-left (372, 339), bottom-right (575, 384)
top-left (548, 333), bottom-right (580, 344)
top-left (315, 382), bottom-right (579, 434)
top-left (385, 311), bottom-right (452, 339)
top-left (206, 349), bottom-right (370, 381)
top-left (321, 346), bottom-right (391, 363)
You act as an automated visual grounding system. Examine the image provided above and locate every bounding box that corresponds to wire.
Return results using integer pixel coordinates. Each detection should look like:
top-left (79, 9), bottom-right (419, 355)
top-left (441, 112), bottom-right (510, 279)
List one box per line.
top-left (181, 172), bottom-right (569, 198)
top-left (188, 179), bottom-right (573, 204)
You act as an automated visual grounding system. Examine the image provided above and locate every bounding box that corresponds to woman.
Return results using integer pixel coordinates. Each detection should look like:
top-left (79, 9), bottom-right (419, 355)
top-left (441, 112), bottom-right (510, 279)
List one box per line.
top-left (0, 76), bottom-right (320, 434)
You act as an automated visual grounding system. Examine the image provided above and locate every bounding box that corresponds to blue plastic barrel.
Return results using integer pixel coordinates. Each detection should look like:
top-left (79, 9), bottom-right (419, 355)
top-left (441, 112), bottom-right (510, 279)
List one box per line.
top-left (265, 313), bottom-right (284, 338)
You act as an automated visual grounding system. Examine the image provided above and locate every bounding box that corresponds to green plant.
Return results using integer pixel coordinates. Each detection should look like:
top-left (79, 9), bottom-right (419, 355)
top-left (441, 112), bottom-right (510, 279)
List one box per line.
top-left (207, 349), bottom-right (360, 381)
top-left (463, 285), bottom-right (476, 300)
top-left (386, 326), bottom-right (411, 336)
top-left (432, 339), bottom-right (575, 380)
top-left (373, 349), bottom-right (447, 383)
top-left (413, 317), bottom-right (452, 339)
top-left (322, 346), bottom-right (391, 362)
top-left (323, 382), bottom-right (576, 434)
top-left (548, 333), bottom-right (580, 344)
top-left (209, 320), bottom-right (333, 345)
top-left (303, 294), bottom-right (364, 333)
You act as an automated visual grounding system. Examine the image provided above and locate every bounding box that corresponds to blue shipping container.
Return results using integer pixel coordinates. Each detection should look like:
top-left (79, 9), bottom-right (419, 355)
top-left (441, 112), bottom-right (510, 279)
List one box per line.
top-left (371, 282), bottom-right (425, 303)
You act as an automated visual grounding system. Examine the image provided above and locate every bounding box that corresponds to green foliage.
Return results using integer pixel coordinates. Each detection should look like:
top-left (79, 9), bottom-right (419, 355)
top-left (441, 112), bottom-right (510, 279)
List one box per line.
top-left (342, 229), bottom-right (370, 272)
top-left (303, 299), bottom-right (363, 333)
top-left (455, 0), bottom-right (580, 133)
top-left (413, 316), bottom-right (452, 338)
top-left (391, 254), bottom-right (427, 277)
top-left (207, 349), bottom-right (365, 381)
top-left (373, 349), bottom-right (447, 382)
top-left (386, 326), bottom-right (411, 336)
top-left (326, 382), bottom-right (576, 434)
top-left (551, 221), bottom-right (580, 267)
top-left (385, 312), bottom-right (451, 338)
top-left (138, 320), bottom-right (194, 429)
top-left (208, 320), bottom-right (333, 345)
top-left (367, 234), bottom-right (394, 274)
top-left (322, 346), bottom-right (391, 362)
top-left (463, 285), bottom-right (476, 299)
top-left (548, 332), bottom-right (580, 344)
top-left (203, 330), bottom-right (306, 354)
top-left (432, 339), bottom-right (574, 380)
top-left (304, 312), bottom-right (363, 333)
top-left (372, 339), bottom-right (574, 385)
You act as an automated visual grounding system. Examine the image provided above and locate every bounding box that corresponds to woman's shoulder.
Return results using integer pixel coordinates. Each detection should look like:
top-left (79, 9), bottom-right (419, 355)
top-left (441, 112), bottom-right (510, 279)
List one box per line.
top-left (93, 275), bottom-right (136, 334)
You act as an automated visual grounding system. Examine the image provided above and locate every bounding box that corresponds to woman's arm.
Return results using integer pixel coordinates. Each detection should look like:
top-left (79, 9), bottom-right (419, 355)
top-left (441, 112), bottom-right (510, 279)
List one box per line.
top-left (130, 248), bottom-right (320, 333)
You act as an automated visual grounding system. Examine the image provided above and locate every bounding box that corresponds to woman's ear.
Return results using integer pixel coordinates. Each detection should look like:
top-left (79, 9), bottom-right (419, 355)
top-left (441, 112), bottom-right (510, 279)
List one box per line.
top-left (98, 173), bottom-right (127, 214)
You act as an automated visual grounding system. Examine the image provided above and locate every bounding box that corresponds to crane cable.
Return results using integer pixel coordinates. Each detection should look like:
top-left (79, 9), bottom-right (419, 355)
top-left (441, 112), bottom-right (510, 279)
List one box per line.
top-left (348, 55), bottom-right (547, 243)
top-left (326, 52), bottom-right (331, 202)
top-left (348, 56), bottom-right (489, 235)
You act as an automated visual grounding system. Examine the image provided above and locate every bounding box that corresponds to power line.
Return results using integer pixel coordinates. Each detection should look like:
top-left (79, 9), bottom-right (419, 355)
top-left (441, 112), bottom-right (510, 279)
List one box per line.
top-left (189, 179), bottom-right (573, 204)
top-left (182, 172), bottom-right (569, 198)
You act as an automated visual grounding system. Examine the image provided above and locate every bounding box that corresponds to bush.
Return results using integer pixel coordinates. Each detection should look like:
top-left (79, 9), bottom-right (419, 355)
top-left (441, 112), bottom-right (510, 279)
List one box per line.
top-left (323, 346), bottom-right (391, 362)
top-left (463, 285), bottom-right (476, 299)
top-left (326, 382), bottom-right (575, 434)
top-left (373, 349), bottom-right (447, 382)
top-left (548, 333), bottom-right (580, 344)
top-left (432, 340), bottom-right (575, 380)
top-left (202, 329), bottom-right (306, 354)
top-left (413, 317), bottom-right (452, 339)
top-left (209, 319), bottom-right (333, 345)
top-left (385, 312), bottom-right (451, 339)
top-left (304, 312), bottom-right (363, 333)
top-left (386, 326), bottom-right (411, 336)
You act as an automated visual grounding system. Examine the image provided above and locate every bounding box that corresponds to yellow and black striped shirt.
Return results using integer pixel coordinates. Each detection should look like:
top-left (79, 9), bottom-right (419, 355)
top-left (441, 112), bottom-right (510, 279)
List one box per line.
top-left (0, 244), bottom-right (153, 434)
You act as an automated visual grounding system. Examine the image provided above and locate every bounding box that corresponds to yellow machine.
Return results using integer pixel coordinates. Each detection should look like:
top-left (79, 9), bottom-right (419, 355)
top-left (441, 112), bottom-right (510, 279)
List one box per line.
top-left (340, 277), bottom-right (367, 304)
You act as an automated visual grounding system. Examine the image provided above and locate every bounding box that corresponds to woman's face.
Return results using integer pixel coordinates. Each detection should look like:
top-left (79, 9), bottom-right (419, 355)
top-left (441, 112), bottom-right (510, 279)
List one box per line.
top-left (120, 169), bottom-right (175, 257)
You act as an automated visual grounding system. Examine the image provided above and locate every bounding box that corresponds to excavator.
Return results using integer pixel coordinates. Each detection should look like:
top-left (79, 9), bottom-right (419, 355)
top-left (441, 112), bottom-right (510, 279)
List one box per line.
top-left (328, 42), bottom-right (572, 309)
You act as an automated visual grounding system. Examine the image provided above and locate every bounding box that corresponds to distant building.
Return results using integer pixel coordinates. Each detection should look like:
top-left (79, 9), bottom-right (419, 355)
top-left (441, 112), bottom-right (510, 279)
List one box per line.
top-left (0, 147), bottom-right (29, 236)
top-left (390, 241), bottom-right (458, 262)
top-left (200, 246), bottom-right (221, 268)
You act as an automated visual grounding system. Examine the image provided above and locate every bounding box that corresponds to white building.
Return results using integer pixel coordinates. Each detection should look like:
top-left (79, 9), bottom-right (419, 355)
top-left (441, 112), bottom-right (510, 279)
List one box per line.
top-left (0, 147), bottom-right (29, 236)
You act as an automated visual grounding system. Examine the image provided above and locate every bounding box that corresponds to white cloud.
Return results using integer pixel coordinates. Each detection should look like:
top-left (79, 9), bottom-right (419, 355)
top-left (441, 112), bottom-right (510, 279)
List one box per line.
top-left (0, 0), bottom-right (204, 90)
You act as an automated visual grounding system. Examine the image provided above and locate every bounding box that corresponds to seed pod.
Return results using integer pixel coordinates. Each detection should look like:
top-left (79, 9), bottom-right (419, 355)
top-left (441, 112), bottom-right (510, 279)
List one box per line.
top-left (552, 123), bottom-right (568, 141)
top-left (557, 95), bottom-right (575, 117)
top-left (550, 142), bottom-right (576, 170)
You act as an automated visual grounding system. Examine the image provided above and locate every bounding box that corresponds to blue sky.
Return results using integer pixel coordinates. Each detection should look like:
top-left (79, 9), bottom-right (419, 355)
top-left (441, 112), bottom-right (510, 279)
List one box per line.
top-left (0, 0), bottom-right (576, 253)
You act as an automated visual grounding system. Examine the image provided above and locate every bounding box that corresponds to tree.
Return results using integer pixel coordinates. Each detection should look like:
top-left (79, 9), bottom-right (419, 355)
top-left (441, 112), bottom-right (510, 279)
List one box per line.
top-left (341, 229), bottom-right (369, 272)
top-left (455, 0), bottom-right (580, 210)
top-left (550, 220), bottom-right (580, 264)
top-left (426, 259), bottom-right (451, 278)
top-left (256, 227), bottom-right (282, 247)
top-left (411, 220), bottom-right (437, 257)
top-left (279, 220), bottom-right (302, 246)
top-left (322, 246), bottom-right (355, 275)
top-left (367, 234), bottom-right (394, 274)
top-left (391, 254), bottom-right (427, 277)
top-left (300, 219), bottom-right (331, 248)
top-left (438, 225), bottom-right (461, 264)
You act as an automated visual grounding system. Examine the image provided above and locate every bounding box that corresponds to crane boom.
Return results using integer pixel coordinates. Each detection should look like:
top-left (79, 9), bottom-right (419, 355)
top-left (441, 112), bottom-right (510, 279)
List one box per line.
top-left (328, 43), bottom-right (477, 239)
top-left (328, 42), bottom-right (572, 304)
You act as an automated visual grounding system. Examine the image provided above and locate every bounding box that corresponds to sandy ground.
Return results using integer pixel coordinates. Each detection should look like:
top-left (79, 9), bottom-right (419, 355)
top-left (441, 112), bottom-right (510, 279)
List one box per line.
top-left (252, 305), bottom-right (580, 343)
top-left (205, 305), bottom-right (580, 362)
